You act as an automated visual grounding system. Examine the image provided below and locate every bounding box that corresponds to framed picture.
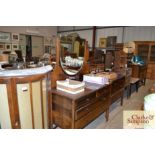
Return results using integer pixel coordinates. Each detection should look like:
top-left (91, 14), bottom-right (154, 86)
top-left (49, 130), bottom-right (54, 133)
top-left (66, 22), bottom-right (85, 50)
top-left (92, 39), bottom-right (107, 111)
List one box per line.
top-left (0, 32), bottom-right (11, 42)
top-left (12, 33), bottom-right (19, 42)
top-left (99, 38), bottom-right (107, 48)
top-left (106, 36), bottom-right (117, 48)
top-left (0, 43), bottom-right (5, 50)
top-left (12, 44), bottom-right (19, 50)
top-left (5, 44), bottom-right (11, 51)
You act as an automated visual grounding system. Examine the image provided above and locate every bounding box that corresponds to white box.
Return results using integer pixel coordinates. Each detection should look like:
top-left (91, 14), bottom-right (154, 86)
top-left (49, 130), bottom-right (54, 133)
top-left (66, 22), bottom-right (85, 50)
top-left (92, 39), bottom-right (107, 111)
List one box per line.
top-left (83, 74), bottom-right (109, 85)
top-left (56, 79), bottom-right (85, 94)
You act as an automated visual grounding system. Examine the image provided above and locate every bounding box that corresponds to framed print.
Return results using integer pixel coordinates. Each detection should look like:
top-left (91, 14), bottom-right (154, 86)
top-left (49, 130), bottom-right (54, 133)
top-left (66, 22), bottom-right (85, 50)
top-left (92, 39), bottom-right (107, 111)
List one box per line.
top-left (0, 32), bottom-right (11, 42)
top-left (12, 44), bottom-right (19, 50)
top-left (5, 44), bottom-right (11, 51)
top-left (12, 33), bottom-right (19, 42)
top-left (0, 43), bottom-right (5, 50)
top-left (99, 38), bottom-right (107, 48)
top-left (45, 45), bottom-right (51, 54)
top-left (106, 36), bottom-right (117, 48)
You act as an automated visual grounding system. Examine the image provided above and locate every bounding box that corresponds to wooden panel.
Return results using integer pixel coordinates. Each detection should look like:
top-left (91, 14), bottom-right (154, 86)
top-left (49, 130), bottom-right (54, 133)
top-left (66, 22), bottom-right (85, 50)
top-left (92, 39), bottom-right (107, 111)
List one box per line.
top-left (32, 81), bottom-right (42, 129)
top-left (42, 79), bottom-right (48, 129)
top-left (0, 84), bottom-right (12, 129)
top-left (17, 84), bottom-right (32, 129)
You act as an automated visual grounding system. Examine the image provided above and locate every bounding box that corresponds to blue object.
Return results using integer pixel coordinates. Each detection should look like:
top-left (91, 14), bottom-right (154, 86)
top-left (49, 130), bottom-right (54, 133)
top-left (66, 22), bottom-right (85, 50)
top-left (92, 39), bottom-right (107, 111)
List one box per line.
top-left (131, 55), bottom-right (145, 65)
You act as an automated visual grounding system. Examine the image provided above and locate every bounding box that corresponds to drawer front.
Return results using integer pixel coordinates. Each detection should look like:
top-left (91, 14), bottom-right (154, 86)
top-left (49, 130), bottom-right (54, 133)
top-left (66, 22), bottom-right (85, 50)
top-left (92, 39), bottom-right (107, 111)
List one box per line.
top-left (75, 97), bottom-right (109, 120)
top-left (111, 77), bottom-right (125, 94)
top-left (96, 85), bottom-right (110, 98)
top-left (75, 103), bottom-right (106, 129)
top-left (75, 92), bottom-right (96, 109)
top-left (111, 90), bottom-right (123, 104)
top-left (52, 94), bottom-right (72, 110)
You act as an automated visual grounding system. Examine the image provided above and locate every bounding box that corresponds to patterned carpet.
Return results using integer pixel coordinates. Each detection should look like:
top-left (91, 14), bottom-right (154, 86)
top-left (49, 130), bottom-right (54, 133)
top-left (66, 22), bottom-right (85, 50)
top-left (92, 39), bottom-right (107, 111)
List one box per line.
top-left (84, 79), bottom-right (155, 129)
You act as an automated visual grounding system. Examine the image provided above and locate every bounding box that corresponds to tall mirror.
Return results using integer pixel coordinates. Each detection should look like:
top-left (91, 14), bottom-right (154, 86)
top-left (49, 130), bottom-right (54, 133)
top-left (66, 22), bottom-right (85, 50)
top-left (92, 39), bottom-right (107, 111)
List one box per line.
top-left (60, 33), bottom-right (85, 75)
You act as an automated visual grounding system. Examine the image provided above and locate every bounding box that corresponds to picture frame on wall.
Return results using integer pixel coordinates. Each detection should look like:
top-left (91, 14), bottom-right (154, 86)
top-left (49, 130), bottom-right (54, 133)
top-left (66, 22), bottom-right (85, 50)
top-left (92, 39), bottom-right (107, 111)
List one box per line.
top-left (99, 38), bottom-right (107, 48)
top-left (12, 33), bottom-right (19, 42)
top-left (12, 44), bottom-right (19, 50)
top-left (0, 32), bottom-right (11, 42)
top-left (5, 44), bottom-right (11, 51)
top-left (0, 43), bottom-right (5, 50)
top-left (106, 36), bottom-right (117, 48)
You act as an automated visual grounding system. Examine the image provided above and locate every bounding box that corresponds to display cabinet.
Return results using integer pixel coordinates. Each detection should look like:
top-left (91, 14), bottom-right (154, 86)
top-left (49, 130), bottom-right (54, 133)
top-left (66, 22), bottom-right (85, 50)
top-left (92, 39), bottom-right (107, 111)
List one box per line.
top-left (134, 41), bottom-right (155, 79)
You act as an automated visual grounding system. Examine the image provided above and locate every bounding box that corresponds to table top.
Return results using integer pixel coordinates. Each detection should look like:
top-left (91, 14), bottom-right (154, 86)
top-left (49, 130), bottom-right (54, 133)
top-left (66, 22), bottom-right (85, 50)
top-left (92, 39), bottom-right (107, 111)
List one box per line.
top-left (0, 65), bottom-right (53, 77)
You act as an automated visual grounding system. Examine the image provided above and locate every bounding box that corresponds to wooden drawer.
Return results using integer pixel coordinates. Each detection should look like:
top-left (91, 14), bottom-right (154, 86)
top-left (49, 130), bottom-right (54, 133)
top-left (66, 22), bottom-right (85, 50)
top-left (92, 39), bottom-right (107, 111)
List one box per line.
top-left (96, 85), bottom-right (110, 98)
top-left (75, 96), bottom-right (108, 120)
top-left (111, 90), bottom-right (123, 104)
top-left (111, 78), bottom-right (125, 94)
top-left (75, 92), bottom-right (96, 109)
top-left (52, 94), bottom-right (72, 110)
top-left (75, 103), bottom-right (105, 129)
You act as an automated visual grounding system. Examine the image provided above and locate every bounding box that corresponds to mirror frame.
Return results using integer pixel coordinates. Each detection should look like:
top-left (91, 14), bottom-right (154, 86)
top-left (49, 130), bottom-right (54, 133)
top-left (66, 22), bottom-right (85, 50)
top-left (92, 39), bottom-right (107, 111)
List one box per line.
top-left (59, 35), bottom-right (85, 76)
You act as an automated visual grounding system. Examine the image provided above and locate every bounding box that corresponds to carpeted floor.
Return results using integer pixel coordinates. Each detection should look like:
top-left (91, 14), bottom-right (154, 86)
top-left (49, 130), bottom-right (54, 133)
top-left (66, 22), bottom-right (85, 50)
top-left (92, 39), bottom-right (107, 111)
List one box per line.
top-left (84, 79), bottom-right (155, 129)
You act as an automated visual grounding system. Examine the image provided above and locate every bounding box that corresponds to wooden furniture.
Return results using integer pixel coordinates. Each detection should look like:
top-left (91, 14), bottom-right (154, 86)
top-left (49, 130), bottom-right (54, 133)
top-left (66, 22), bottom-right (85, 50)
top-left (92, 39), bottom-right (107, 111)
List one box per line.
top-left (130, 64), bottom-right (147, 85)
top-left (51, 37), bottom-right (90, 88)
top-left (110, 76), bottom-right (125, 106)
top-left (52, 83), bottom-right (111, 129)
top-left (0, 68), bottom-right (52, 129)
top-left (115, 68), bottom-right (132, 99)
top-left (134, 41), bottom-right (155, 79)
top-left (52, 75), bottom-right (125, 129)
top-left (129, 78), bottom-right (140, 97)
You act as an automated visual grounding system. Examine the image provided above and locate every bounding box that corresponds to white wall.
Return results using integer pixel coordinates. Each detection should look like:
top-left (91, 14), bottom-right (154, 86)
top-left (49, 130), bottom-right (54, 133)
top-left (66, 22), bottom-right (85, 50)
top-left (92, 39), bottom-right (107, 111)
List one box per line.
top-left (124, 26), bottom-right (155, 42)
top-left (0, 26), bottom-right (57, 37)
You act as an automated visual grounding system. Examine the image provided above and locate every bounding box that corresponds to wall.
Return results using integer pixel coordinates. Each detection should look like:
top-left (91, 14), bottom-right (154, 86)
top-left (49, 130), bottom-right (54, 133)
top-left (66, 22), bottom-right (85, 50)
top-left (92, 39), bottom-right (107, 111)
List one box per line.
top-left (0, 26), bottom-right (57, 37)
top-left (58, 26), bottom-right (155, 47)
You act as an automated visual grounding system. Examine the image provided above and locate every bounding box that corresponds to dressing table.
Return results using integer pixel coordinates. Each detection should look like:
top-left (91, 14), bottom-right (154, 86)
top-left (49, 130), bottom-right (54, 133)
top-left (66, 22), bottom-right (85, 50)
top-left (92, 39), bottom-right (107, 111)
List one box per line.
top-left (51, 36), bottom-right (125, 129)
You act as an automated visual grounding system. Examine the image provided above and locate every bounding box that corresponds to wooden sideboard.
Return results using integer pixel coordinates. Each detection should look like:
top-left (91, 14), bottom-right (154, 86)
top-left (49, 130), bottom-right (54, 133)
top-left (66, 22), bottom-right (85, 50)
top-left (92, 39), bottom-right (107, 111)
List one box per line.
top-left (52, 75), bottom-right (125, 129)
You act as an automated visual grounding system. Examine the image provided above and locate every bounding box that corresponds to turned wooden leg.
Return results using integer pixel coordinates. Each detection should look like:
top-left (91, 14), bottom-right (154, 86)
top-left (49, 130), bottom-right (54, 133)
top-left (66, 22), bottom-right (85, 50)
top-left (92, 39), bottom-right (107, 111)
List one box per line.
top-left (105, 109), bottom-right (109, 122)
top-left (144, 78), bottom-right (146, 86)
